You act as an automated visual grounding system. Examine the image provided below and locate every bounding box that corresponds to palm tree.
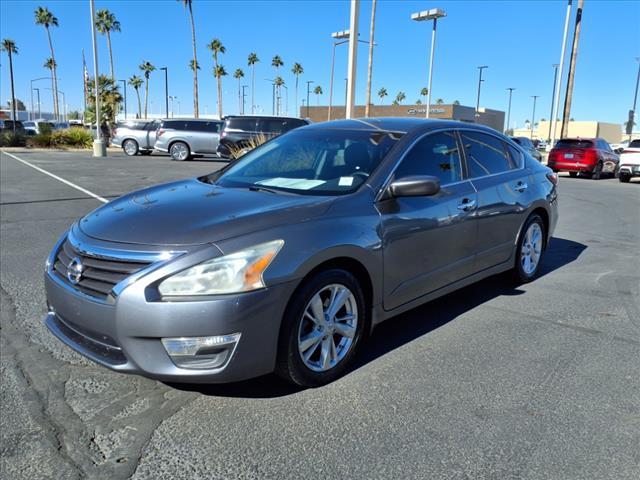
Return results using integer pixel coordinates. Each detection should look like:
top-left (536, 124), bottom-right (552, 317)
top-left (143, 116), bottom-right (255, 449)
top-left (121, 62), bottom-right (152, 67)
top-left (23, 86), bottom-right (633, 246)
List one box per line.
top-left (34, 6), bottom-right (59, 118)
top-left (291, 62), bottom-right (303, 117)
top-left (189, 60), bottom-right (200, 72)
top-left (43, 57), bottom-right (57, 113)
top-left (129, 75), bottom-right (143, 118)
top-left (139, 61), bottom-right (155, 118)
top-left (313, 85), bottom-right (323, 105)
top-left (271, 55), bottom-right (283, 113)
top-left (453, 99), bottom-right (460, 105)
top-left (178, 0), bottom-right (199, 117)
top-left (420, 87), bottom-right (428, 104)
top-left (436, 98), bottom-right (444, 105)
top-left (416, 99), bottom-right (422, 105)
top-left (85, 75), bottom-right (123, 127)
top-left (1, 39), bottom-right (18, 130)
top-left (247, 52), bottom-right (259, 114)
top-left (395, 91), bottom-right (406, 105)
top-left (377, 87), bottom-right (387, 105)
top-left (95, 9), bottom-right (120, 80)
top-left (234, 68), bottom-right (244, 114)
top-left (207, 38), bottom-right (226, 118)
top-left (213, 65), bottom-right (228, 115)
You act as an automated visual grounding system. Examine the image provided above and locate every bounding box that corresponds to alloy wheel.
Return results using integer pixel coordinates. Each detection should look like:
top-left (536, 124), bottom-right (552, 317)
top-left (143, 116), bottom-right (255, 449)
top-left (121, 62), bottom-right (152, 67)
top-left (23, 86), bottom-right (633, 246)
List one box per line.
top-left (521, 223), bottom-right (543, 275)
top-left (123, 140), bottom-right (138, 156)
top-left (297, 284), bottom-right (358, 372)
top-left (171, 143), bottom-right (189, 161)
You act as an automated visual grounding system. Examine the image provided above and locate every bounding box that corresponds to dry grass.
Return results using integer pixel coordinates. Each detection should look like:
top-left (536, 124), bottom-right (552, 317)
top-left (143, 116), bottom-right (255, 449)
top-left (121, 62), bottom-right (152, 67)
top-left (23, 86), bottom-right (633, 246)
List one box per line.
top-left (227, 133), bottom-right (270, 159)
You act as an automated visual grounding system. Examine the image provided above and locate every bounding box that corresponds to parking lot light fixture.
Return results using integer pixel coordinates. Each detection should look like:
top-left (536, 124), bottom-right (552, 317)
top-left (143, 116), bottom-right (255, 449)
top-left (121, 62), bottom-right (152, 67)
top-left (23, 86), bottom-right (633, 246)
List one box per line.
top-left (119, 79), bottom-right (127, 120)
top-left (411, 8), bottom-right (446, 119)
top-left (89, 0), bottom-right (106, 157)
top-left (306, 80), bottom-right (314, 118)
top-left (475, 65), bottom-right (488, 118)
top-left (506, 88), bottom-right (515, 133)
top-left (531, 95), bottom-right (540, 139)
top-left (328, 30), bottom-right (350, 121)
top-left (160, 67), bottom-right (169, 119)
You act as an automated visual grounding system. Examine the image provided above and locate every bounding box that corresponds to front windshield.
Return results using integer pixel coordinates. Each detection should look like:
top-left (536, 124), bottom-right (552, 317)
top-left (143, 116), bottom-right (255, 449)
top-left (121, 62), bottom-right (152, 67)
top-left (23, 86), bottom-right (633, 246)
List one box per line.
top-left (213, 128), bottom-right (402, 195)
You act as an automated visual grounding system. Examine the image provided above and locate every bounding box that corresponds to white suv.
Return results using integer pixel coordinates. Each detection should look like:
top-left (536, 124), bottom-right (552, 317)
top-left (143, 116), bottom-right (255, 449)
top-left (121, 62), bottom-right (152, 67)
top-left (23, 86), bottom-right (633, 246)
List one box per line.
top-left (618, 139), bottom-right (640, 183)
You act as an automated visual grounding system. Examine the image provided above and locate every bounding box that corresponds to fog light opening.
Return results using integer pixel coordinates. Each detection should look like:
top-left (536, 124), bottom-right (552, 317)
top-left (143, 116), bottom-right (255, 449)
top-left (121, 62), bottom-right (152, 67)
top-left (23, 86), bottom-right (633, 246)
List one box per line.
top-left (161, 333), bottom-right (241, 370)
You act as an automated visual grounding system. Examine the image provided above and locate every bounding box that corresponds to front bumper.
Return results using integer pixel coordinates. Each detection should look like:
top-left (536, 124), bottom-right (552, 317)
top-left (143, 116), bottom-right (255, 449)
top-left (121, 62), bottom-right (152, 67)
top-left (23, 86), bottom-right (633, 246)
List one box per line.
top-left (44, 235), bottom-right (296, 383)
top-left (619, 164), bottom-right (640, 177)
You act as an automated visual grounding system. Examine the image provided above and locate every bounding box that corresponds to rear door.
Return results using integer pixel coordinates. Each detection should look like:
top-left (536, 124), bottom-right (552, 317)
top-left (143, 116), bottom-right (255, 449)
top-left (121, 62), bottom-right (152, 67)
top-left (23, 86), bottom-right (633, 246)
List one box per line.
top-left (597, 139), bottom-right (618, 173)
top-left (460, 130), bottom-right (533, 271)
top-left (379, 130), bottom-right (478, 310)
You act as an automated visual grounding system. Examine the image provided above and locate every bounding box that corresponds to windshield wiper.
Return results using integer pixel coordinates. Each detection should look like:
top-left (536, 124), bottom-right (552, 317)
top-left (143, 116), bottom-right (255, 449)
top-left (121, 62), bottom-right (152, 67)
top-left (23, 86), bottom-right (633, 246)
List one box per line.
top-left (248, 185), bottom-right (281, 194)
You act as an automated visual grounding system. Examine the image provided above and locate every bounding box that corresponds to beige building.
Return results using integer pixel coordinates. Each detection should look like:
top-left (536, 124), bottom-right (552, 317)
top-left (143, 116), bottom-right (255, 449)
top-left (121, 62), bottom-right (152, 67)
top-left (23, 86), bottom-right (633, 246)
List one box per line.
top-left (301, 104), bottom-right (505, 132)
top-left (513, 121), bottom-right (622, 143)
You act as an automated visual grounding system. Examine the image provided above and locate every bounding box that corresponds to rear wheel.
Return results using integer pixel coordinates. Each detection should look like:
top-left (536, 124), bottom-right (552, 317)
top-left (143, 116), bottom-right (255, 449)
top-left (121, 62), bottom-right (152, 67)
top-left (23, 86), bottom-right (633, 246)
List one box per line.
top-left (122, 139), bottom-right (139, 156)
top-left (591, 161), bottom-right (603, 180)
top-left (276, 269), bottom-right (367, 387)
top-left (513, 214), bottom-right (546, 284)
top-left (170, 141), bottom-right (190, 161)
top-left (619, 173), bottom-right (631, 183)
top-left (569, 171), bottom-right (578, 178)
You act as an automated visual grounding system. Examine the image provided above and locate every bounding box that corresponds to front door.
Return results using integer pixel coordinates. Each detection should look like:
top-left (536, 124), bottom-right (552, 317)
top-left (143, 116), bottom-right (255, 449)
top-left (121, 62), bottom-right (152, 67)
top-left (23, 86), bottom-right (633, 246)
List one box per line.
top-left (378, 130), bottom-right (478, 311)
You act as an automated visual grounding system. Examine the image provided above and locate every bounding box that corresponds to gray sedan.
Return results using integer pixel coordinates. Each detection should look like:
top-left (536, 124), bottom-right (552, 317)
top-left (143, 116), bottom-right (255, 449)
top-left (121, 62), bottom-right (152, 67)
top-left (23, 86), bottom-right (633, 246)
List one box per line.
top-left (44, 118), bottom-right (558, 387)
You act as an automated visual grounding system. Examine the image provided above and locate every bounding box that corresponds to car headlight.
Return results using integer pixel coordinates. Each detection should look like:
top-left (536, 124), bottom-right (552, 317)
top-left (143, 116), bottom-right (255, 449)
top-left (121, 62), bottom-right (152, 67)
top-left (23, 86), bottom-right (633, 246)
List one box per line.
top-left (158, 240), bottom-right (284, 296)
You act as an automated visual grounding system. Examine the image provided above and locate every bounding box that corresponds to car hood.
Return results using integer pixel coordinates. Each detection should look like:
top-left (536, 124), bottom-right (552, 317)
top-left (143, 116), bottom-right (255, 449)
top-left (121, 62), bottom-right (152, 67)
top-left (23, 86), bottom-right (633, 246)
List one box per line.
top-left (78, 178), bottom-right (334, 246)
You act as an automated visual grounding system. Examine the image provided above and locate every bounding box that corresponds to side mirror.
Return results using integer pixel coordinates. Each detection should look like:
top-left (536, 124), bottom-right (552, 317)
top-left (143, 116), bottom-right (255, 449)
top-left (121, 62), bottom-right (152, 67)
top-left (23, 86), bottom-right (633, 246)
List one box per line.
top-left (388, 175), bottom-right (441, 197)
top-left (614, 147), bottom-right (624, 154)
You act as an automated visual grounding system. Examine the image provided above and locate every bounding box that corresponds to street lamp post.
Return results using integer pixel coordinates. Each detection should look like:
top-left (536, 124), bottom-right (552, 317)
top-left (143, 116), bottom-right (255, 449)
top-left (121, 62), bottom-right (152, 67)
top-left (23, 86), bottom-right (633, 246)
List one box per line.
top-left (550, 0), bottom-right (573, 146)
top-left (89, 0), bottom-right (105, 156)
top-left (160, 67), bottom-right (169, 118)
top-left (306, 80), bottom-right (314, 118)
top-left (282, 84), bottom-right (289, 116)
top-left (119, 79), bottom-right (127, 120)
top-left (264, 79), bottom-right (276, 115)
top-left (328, 30), bottom-right (350, 121)
top-left (475, 65), bottom-right (488, 118)
top-left (30, 77), bottom-right (53, 120)
top-left (531, 95), bottom-right (540, 139)
top-left (629, 57), bottom-right (640, 141)
top-left (345, 0), bottom-right (360, 120)
top-left (241, 85), bottom-right (248, 115)
top-left (506, 88), bottom-right (515, 133)
top-left (34, 88), bottom-right (41, 119)
top-left (411, 8), bottom-right (446, 118)
top-left (547, 65), bottom-right (559, 141)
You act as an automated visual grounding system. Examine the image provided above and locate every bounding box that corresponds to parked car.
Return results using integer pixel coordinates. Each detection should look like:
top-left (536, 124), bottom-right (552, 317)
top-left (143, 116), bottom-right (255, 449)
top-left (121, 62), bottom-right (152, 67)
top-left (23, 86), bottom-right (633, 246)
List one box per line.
top-left (111, 120), bottom-right (160, 156)
top-left (23, 120), bottom-right (55, 135)
top-left (44, 118), bottom-right (558, 387)
top-left (0, 119), bottom-right (25, 133)
top-left (217, 115), bottom-right (309, 158)
top-left (536, 140), bottom-right (548, 151)
top-left (510, 136), bottom-right (542, 161)
top-left (153, 118), bottom-right (223, 161)
top-left (609, 140), bottom-right (629, 154)
top-left (547, 137), bottom-right (619, 179)
top-left (617, 139), bottom-right (640, 183)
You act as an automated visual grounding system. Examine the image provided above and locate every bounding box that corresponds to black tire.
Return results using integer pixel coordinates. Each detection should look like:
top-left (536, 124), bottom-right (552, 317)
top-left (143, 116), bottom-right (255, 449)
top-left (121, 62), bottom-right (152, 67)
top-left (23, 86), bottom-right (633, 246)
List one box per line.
top-left (591, 161), bottom-right (603, 180)
top-left (275, 269), bottom-right (368, 387)
top-left (122, 139), bottom-right (139, 156)
top-left (619, 173), bottom-right (631, 183)
top-left (169, 141), bottom-right (191, 161)
top-left (569, 171), bottom-right (578, 178)
top-left (513, 213), bottom-right (546, 284)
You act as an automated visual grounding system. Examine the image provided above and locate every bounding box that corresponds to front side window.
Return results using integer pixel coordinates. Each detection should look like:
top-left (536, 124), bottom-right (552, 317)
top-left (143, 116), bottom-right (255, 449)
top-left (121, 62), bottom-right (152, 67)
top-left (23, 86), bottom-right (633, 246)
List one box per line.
top-left (225, 118), bottom-right (257, 131)
top-left (210, 129), bottom-right (402, 195)
top-left (394, 131), bottom-right (462, 185)
top-left (461, 131), bottom-right (514, 177)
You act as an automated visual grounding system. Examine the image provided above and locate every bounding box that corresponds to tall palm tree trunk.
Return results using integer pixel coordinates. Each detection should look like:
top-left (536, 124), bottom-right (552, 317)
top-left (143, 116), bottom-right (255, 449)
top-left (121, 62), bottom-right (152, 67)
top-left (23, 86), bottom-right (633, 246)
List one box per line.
top-left (238, 78), bottom-right (241, 114)
top-left (45, 27), bottom-right (59, 119)
top-left (144, 79), bottom-right (149, 118)
top-left (189, 5), bottom-right (199, 117)
top-left (8, 50), bottom-right (16, 128)
top-left (217, 77), bottom-right (223, 118)
top-left (107, 31), bottom-right (115, 80)
top-left (135, 89), bottom-right (142, 119)
top-left (251, 65), bottom-right (255, 114)
top-left (295, 77), bottom-right (299, 117)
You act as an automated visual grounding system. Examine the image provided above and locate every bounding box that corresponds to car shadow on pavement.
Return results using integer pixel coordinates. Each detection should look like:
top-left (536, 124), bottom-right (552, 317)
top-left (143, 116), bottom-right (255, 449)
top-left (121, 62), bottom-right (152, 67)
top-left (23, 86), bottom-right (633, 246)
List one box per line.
top-left (167, 236), bottom-right (586, 399)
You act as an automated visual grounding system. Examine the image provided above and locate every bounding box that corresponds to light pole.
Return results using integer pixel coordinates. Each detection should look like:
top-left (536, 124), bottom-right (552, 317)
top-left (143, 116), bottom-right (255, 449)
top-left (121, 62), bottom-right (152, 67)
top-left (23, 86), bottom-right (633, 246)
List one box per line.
top-left (506, 88), bottom-right (515, 133)
top-left (306, 80), bottom-right (314, 118)
top-left (629, 57), bottom-right (640, 141)
top-left (160, 67), bottom-right (169, 119)
top-left (547, 65), bottom-right (559, 141)
top-left (241, 85), bottom-right (248, 115)
top-left (30, 77), bottom-right (53, 120)
top-left (550, 0), bottom-right (572, 147)
top-left (34, 88), bottom-right (41, 119)
top-left (328, 30), bottom-right (350, 121)
top-left (560, 0), bottom-right (584, 139)
top-left (282, 84), bottom-right (289, 115)
top-left (345, 0), bottom-right (360, 120)
top-left (119, 79), bottom-right (127, 120)
top-left (411, 8), bottom-right (446, 118)
top-left (89, 0), bottom-right (105, 156)
top-left (475, 65), bottom-right (488, 118)
top-left (168, 96), bottom-right (177, 117)
top-left (265, 78), bottom-right (276, 115)
top-left (531, 95), bottom-right (540, 139)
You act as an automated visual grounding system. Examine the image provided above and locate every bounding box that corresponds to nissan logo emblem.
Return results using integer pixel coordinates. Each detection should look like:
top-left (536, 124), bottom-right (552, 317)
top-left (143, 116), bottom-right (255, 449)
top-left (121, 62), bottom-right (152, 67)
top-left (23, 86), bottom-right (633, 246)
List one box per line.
top-left (67, 257), bottom-right (84, 285)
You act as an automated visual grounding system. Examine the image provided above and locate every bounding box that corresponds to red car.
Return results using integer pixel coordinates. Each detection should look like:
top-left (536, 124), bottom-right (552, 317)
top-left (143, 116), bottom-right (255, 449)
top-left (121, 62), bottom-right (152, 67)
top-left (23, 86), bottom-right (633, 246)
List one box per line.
top-left (547, 138), bottom-right (619, 179)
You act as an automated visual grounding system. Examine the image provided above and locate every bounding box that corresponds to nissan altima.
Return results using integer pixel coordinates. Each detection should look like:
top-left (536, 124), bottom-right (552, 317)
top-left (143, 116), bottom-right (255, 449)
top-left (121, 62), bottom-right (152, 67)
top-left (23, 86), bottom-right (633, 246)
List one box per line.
top-left (45, 118), bottom-right (559, 387)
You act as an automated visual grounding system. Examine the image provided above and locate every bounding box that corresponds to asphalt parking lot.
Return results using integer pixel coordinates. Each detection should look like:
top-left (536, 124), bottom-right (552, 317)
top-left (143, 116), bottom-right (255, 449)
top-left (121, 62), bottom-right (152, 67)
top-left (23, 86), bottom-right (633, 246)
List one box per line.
top-left (1, 148), bottom-right (639, 480)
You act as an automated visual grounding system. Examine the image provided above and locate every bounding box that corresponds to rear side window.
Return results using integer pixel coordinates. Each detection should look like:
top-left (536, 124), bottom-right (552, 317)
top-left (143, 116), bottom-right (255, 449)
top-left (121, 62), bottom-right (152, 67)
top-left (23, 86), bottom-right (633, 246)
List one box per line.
top-left (506, 144), bottom-right (523, 167)
top-left (461, 131), bottom-right (514, 177)
top-left (555, 139), bottom-right (593, 149)
top-left (394, 131), bottom-right (462, 185)
top-left (162, 120), bottom-right (186, 130)
top-left (259, 118), bottom-right (289, 134)
top-left (225, 118), bottom-right (257, 131)
top-left (202, 121), bottom-right (221, 133)
top-left (629, 140), bottom-right (640, 148)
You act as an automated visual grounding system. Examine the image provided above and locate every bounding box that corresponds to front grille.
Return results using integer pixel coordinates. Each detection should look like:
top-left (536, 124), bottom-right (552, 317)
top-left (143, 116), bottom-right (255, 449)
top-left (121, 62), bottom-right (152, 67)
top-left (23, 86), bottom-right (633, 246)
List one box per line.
top-left (52, 239), bottom-right (151, 301)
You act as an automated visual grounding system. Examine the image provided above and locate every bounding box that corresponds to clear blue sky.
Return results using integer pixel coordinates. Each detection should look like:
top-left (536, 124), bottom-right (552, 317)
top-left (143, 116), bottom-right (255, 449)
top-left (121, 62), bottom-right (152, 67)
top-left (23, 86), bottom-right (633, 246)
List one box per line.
top-left (1, 0), bottom-right (639, 127)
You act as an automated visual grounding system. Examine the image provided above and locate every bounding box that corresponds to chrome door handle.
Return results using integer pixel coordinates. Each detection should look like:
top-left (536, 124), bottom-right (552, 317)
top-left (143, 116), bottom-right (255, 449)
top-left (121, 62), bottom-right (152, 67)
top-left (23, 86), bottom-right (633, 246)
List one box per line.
top-left (515, 182), bottom-right (528, 192)
top-left (457, 199), bottom-right (476, 211)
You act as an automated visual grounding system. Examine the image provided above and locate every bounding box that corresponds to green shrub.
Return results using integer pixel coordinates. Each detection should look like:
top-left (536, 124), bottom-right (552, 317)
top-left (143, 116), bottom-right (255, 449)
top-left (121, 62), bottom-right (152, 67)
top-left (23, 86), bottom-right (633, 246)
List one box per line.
top-left (27, 133), bottom-right (52, 148)
top-left (39, 123), bottom-right (53, 135)
top-left (0, 131), bottom-right (26, 147)
top-left (51, 128), bottom-right (93, 148)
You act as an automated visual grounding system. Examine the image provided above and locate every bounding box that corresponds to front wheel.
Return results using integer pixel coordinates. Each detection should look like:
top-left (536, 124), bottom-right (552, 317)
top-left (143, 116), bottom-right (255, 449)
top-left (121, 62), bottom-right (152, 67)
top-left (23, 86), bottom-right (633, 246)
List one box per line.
top-left (170, 141), bottom-right (190, 161)
top-left (122, 139), bottom-right (139, 156)
top-left (276, 269), bottom-right (367, 387)
top-left (513, 214), bottom-right (546, 284)
top-left (619, 173), bottom-right (631, 183)
top-left (591, 161), bottom-right (603, 180)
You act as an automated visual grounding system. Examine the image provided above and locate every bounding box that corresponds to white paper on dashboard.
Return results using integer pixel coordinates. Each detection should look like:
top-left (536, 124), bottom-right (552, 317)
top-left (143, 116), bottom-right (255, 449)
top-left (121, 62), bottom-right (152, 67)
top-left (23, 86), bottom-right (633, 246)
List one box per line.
top-left (338, 176), bottom-right (354, 186)
top-left (257, 177), bottom-right (325, 190)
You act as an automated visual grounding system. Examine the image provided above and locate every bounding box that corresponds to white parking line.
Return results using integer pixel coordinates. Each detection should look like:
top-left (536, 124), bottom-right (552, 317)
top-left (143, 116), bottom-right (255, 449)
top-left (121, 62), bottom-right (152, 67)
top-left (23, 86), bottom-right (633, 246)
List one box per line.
top-left (1, 151), bottom-right (109, 204)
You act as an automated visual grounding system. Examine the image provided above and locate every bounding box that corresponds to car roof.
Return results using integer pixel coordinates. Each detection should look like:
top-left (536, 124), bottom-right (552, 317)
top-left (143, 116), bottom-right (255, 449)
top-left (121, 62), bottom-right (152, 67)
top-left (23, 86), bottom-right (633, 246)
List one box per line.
top-left (303, 117), bottom-right (498, 135)
top-left (161, 118), bottom-right (220, 122)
